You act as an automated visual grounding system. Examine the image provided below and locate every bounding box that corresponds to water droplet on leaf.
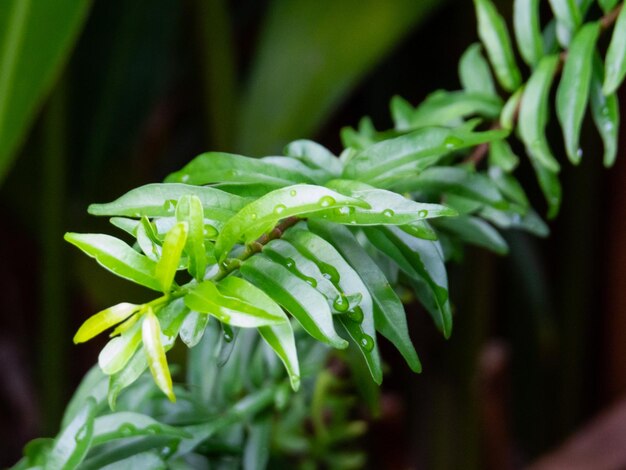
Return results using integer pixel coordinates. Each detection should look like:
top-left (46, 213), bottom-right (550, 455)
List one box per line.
top-left (359, 334), bottom-right (375, 351)
top-left (319, 196), bottom-right (336, 207)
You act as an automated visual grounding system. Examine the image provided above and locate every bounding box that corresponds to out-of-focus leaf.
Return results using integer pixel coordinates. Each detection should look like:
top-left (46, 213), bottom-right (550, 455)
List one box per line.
top-left (154, 222), bottom-right (188, 293)
top-left (434, 215), bottom-right (509, 254)
top-left (74, 302), bottom-right (141, 344)
top-left (284, 139), bottom-right (343, 178)
top-left (61, 365), bottom-right (108, 429)
top-left (474, 0), bottom-right (522, 91)
top-left (184, 280), bottom-right (286, 327)
top-left (599, 0), bottom-right (620, 13)
top-left (236, 0), bottom-right (440, 154)
top-left (500, 87), bottom-right (523, 130)
top-left (214, 184), bottom-right (369, 260)
top-left (99, 452), bottom-right (166, 470)
top-left (142, 308), bottom-right (175, 401)
top-left (488, 166), bottom-right (530, 208)
top-left (480, 207), bottom-right (549, 237)
top-left (556, 22), bottom-right (600, 164)
top-left (243, 417), bottom-right (272, 470)
top-left (107, 349), bottom-right (148, 410)
top-left (604, 4), bottom-right (626, 95)
top-left (44, 398), bottom-right (96, 470)
top-left (302, 223), bottom-right (421, 371)
top-left (92, 412), bottom-right (189, 446)
top-left (0, 0), bottom-right (91, 184)
top-left (489, 139), bottom-right (519, 172)
top-left (534, 161), bottom-right (562, 219)
top-left (241, 253), bottom-right (348, 349)
top-left (65, 233), bottom-right (161, 291)
top-left (590, 53), bottom-right (620, 167)
top-left (393, 90), bottom-right (503, 131)
top-left (343, 126), bottom-right (509, 183)
top-left (459, 43), bottom-right (497, 95)
top-left (88, 183), bottom-right (247, 221)
top-left (548, 0), bottom-right (581, 46)
top-left (165, 152), bottom-right (317, 186)
top-left (99, 318), bottom-right (143, 375)
top-left (514, 0), bottom-right (544, 66)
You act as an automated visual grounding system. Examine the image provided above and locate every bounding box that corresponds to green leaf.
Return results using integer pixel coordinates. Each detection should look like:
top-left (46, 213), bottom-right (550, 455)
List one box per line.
top-left (599, 0), bottom-right (620, 13)
top-left (474, 0), bottom-right (522, 92)
top-left (603, 4), bottom-right (626, 95)
top-left (165, 152), bottom-right (315, 186)
top-left (265, 236), bottom-right (382, 382)
top-left (44, 398), bottom-right (95, 470)
top-left (556, 22), bottom-right (600, 164)
top-left (88, 183), bottom-right (247, 222)
top-left (107, 349), bottom-right (148, 410)
top-left (0, 0), bottom-right (91, 184)
top-left (99, 318), bottom-right (143, 375)
top-left (65, 233), bottom-right (161, 291)
top-left (61, 365), bottom-right (107, 429)
top-left (92, 412), bottom-right (190, 446)
top-left (459, 43), bottom-right (497, 96)
top-left (178, 310), bottom-right (210, 348)
top-left (518, 54), bottom-right (562, 173)
top-left (142, 308), bottom-right (175, 402)
top-left (214, 184), bottom-right (369, 261)
top-left (394, 90), bottom-right (503, 131)
top-left (74, 302), bottom-right (142, 344)
top-left (364, 226), bottom-right (451, 337)
top-left (184, 280), bottom-right (286, 328)
top-left (261, 156), bottom-right (331, 184)
top-left (547, 0), bottom-right (582, 45)
top-left (154, 222), bottom-right (188, 293)
top-left (489, 139), bottom-right (519, 172)
top-left (480, 206), bottom-right (549, 237)
top-left (343, 125), bottom-right (509, 183)
top-left (488, 166), bottom-right (530, 208)
top-left (240, 253), bottom-right (348, 349)
top-left (590, 53), bottom-right (620, 167)
top-left (391, 166), bottom-right (508, 209)
top-left (533, 160), bottom-right (563, 219)
top-left (284, 140), bottom-right (343, 178)
top-left (500, 87), bottom-right (523, 130)
top-left (434, 215), bottom-right (509, 254)
top-left (301, 223), bottom-right (421, 372)
top-left (176, 195), bottom-right (208, 280)
top-left (235, 0), bottom-right (440, 154)
top-left (308, 179), bottom-right (456, 226)
top-left (513, 0), bottom-right (544, 66)
top-left (243, 417), bottom-right (272, 470)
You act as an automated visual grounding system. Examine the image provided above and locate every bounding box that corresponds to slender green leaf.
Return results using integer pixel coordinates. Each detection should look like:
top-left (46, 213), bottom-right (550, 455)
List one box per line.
top-left (500, 87), bottom-right (523, 130)
top-left (154, 222), bottom-right (188, 293)
top-left (99, 318), bottom-right (143, 375)
top-left (488, 166), bottom-right (530, 208)
top-left (241, 254), bottom-right (348, 349)
top-left (301, 223), bottom-right (421, 371)
top-left (107, 349), bottom-right (148, 410)
top-left (261, 156), bottom-right (330, 184)
top-left (215, 184), bottom-right (369, 260)
top-left (434, 216), bottom-right (509, 254)
top-left (533, 160), bottom-right (562, 219)
top-left (480, 206), bottom-right (549, 237)
top-left (44, 398), bottom-right (95, 470)
top-left (604, 4), bottom-right (626, 95)
top-left (65, 233), bottom-right (161, 291)
top-left (556, 22), bottom-right (600, 164)
top-left (243, 417), bottom-right (272, 470)
top-left (92, 412), bottom-right (190, 446)
top-left (61, 365), bottom-right (107, 429)
top-left (284, 139), bottom-right (343, 177)
top-left (142, 308), bottom-right (175, 402)
top-left (548, 0), bottom-right (582, 45)
top-left (459, 43), bottom-right (497, 95)
top-left (519, 54), bottom-right (562, 173)
top-left (178, 311), bottom-right (210, 348)
top-left (176, 195), bottom-right (208, 280)
top-left (474, 0), bottom-right (522, 91)
top-left (0, 0), bottom-right (91, 184)
top-left (590, 53), bottom-right (620, 167)
top-left (74, 303), bottom-right (142, 344)
top-left (514, 0), bottom-right (544, 66)
top-left (489, 139), bottom-right (519, 172)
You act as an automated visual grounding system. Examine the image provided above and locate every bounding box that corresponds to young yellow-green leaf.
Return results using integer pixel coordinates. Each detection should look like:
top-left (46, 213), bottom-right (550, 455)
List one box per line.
top-left (459, 43), bottom-right (497, 96)
top-left (165, 152), bottom-right (316, 186)
top-left (44, 397), bottom-right (96, 470)
top-left (65, 233), bottom-right (161, 291)
top-left (500, 87), bottom-right (523, 130)
top-left (297, 224), bottom-right (421, 373)
top-left (548, 0), bottom-right (582, 45)
top-left (519, 54), bottom-right (562, 173)
top-left (142, 308), bottom-right (175, 402)
top-left (88, 183), bottom-right (247, 222)
top-left (184, 280), bottom-right (286, 327)
top-left (98, 319), bottom-right (143, 375)
top-left (603, 4), bottom-right (626, 95)
top-left (218, 276), bottom-right (300, 391)
top-left (284, 139), bottom-right (343, 178)
top-left (513, 0), bottom-right (544, 66)
top-left (556, 22), bottom-right (600, 164)
top-left (74, 302), bottom-right (141, 344)
top-left (214, 184), bottom-right (369, 261)
top-left (308, 179), bottom-right (456, 226)
top-left (154, 222), bottom-right (188, 293)
top-left (474, 0), bottom-right (522, 92)
top-left (176, 195), bottom-right (208, 280)
top-left (590, 54), bottom-right (620, 167)
top-left (240, 254), bottom-right (348, 349)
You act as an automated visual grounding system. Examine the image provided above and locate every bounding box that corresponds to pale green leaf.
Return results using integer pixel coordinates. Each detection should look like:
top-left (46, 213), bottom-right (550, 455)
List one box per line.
top-left (74, 302), bottom-right (141, 344)
top-left (514, 0), bottom-right (544, 66)
top-left (154, 222), bottom-right (188, 293)
top-left (603, 4), bottom-right (626, 95)
top-left (590, 53), bottom-right (620, 167)
top-left (142, 308), bottom-right (175, 402)
top-left (459, 43), bottom-right (497, 95)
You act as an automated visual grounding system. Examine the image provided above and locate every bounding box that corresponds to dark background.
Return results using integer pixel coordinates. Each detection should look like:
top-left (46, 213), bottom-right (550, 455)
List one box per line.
top-left (1, 1), bottom-right (625, 468)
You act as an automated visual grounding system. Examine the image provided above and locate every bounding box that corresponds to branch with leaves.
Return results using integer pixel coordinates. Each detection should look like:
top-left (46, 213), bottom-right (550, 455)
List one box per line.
top-left (13, 0), bottom-right (626, 468)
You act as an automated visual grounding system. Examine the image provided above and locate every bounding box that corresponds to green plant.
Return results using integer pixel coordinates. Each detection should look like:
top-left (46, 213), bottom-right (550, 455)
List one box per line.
top-left (13, 0), bottom-right (626, 468)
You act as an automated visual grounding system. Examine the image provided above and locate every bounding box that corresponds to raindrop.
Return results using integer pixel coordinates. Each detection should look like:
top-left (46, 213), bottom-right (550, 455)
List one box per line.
top-left (319, 196), bottom-right (336, 207)
top-left (146, 424), bottom-right (161, 435)
top-left (305, 277), bottom-right (318, 288)
top-left (577, 148), bottom-right (583, 159)
top-left (418, 209), bottom-right (428, 218)
top-left (289, 190), bottom-right (297, 197)
top-left (181, 174), bottom-right (190, 183)
top-left (444, 136), bottom-right (464, 150)
top-left (274, 204), bottom-right (286, 215)
top-left (382, 209), bottom-right (394, 218)
top-left (75, 425), bottom-right (88, 443)
top-left (118, 424), bottom-right (136, 436)
top-left (333, 295), bottom-right (350, 312)
top-left (359, 334), bottom-right (375, 352)
top-left (347, 307), bottom-right (364, 323)
top-left (250, 213), bottom-right (257, 221)
top-left (285, 258), bottom-right (295, 269)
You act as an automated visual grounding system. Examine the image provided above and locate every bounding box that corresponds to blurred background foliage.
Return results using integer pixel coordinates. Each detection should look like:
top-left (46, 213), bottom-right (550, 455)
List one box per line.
top-left (1, 0), bottom-right (625, 468)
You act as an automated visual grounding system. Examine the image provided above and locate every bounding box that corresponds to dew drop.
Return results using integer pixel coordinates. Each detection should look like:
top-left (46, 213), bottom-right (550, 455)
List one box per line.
top-left (444, 136), bottom-right (464, 150)
top-left (418, 209), bottom-right (428, 218)
top-left (163, 200), bottom-right (177, 213)
top-left (333, 295), bottom-right (349, 312)
top-left (250, 213), bottom-right (257, 221)
top-left (285, 258), bottom-right (295, 269)
top-left (577, 148), bottom-right (583, 158)
top-left (359, 334), bottom-right (375, 352)
top-left (382, 209), bottom-right (394, 218)
top-left (319, 196), bottom-right (336, 207)
top-left (146, 424), bottom-right (161, 435)
top-left (347, 307), bottom-right (364, 323)
top-left (118, 423), bottom-right (136, 436)
top-left (75, 425), bottom-right (88, 443)
top-left (227, 169), bottom-right (238, 178)
top-left (305, 277), bottom-right (318, 288)
top-left (181, 174), bottom-right (190, 183)
top-left (204, 225), bottom-right (218, 238)
top-left (274, 204), bottom-right (286, 215)
top-left (605, 121), bottom-right (614, 131)
top-left (289, 189), bottom-right (297, 197)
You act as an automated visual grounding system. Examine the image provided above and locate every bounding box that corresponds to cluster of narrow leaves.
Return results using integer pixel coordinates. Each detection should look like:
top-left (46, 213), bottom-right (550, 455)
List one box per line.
top-left (15, 0), bottom-right (626, 468)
